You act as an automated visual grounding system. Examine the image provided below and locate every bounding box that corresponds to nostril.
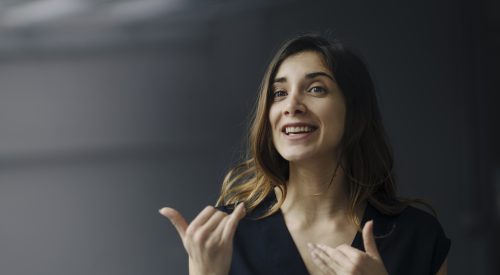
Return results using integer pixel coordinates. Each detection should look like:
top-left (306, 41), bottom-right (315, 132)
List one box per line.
top-left (283, 101), bottom-right (306, 115)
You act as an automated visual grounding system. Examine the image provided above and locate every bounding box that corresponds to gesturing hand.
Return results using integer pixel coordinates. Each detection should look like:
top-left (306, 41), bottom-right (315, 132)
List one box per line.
top-left (308, 220), bottom-right (388, 275)
top-left (159, 203), bottom-right (246, 275)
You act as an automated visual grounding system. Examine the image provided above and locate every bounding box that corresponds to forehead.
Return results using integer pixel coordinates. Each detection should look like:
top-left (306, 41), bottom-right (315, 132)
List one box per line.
top-left (275, 51), bottom-right (331, 78)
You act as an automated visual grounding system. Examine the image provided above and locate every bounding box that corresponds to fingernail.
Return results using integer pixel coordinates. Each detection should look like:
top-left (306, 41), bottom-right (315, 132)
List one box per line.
top-left (159, 207), bottom-right (172, 218)
top-left (238, 202), bottom-right (246, 213)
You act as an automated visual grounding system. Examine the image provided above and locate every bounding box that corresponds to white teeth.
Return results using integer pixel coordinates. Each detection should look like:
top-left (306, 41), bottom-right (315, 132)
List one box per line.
top-left (285, 126), bottom-right (314, 134)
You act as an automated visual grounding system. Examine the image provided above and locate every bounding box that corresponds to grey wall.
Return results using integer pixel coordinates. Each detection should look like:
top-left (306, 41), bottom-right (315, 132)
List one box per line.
top-left (0, 0), bottom-right (497, 274)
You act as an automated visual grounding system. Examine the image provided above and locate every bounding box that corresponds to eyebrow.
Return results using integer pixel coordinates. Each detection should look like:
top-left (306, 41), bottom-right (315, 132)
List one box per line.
top-left (273, 71), bottom-right (335, 83)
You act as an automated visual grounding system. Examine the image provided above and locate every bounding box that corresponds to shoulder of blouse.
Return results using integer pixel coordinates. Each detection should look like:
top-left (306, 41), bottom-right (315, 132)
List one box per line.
top-left (367, 202), bottom-right (448, 240)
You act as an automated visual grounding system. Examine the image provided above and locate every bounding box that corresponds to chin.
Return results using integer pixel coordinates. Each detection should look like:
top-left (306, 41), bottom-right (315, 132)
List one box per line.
top-left (279, 150), bottom-right (315, 162)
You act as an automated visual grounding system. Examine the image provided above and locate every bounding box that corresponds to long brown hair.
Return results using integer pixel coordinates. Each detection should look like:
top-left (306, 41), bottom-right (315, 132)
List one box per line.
top-left (216, 34), bottom-right (432, 229)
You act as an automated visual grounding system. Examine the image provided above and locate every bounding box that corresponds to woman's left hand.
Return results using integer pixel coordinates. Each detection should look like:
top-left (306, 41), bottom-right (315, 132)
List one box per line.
top-left (308, 220), bottom-right (388, 275)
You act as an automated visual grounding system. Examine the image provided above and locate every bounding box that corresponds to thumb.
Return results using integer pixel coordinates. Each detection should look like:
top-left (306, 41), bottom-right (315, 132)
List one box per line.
top-left (159, 207), bottom-right (188, 240)
top-left (362, 220), bottom-right (381, 259)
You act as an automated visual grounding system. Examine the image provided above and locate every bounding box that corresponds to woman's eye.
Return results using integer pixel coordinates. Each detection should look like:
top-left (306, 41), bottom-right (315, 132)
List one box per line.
top-left (272, 90), bottom-right (287, 98)
top-left (309, 86), bottom-right (326, 94)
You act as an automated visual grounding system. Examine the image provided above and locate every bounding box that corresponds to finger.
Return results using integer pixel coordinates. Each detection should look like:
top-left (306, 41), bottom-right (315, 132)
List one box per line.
top-left (310, 252), bottom-right (333, 275)
top-left (221, 202), bottom-right (246, 240)
top-left (192, 210), bottom-right (227, 248)
top-left (317, 243), bottom-right (355, 267)
top-left (198, 210), bottom-right (227, 234)
top-left (159, 207), bottom-right (188, 240)
top-left (207, 215), bottom-right (229, 244)
top-left (335, 244), bottom-right (365, 265)
top-left (309, 244), bottom-right (338, 274)
top-left (187, 206), bottom-right (217, 234)
top-left (362, 220), bottom-right (381, 259)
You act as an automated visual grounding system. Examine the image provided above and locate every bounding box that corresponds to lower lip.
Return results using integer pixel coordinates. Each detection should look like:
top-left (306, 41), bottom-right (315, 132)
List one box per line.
top-left (282, 130), bottom-right (317, 141)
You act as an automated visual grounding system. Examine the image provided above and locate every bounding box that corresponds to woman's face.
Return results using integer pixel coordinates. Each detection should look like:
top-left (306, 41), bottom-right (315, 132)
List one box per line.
top-left (268, 51), bottom-right (346, 162)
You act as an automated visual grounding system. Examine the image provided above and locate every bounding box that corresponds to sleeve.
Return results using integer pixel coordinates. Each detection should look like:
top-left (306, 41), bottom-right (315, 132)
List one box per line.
top-left (429, 220), bottom-right (451, 274)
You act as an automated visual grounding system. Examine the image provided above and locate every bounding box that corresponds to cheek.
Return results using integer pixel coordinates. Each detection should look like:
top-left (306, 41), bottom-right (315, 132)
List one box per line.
top-left (268, 105), bottom-right (280, 130)
top-left (329, 105), bottom-right (345, 126)
top-left (320, 102), bottom-right (346, 136)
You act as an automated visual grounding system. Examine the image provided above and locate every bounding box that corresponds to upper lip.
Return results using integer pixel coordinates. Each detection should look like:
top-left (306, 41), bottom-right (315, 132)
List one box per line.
top-left (280, 122), bottom-right (318, 133)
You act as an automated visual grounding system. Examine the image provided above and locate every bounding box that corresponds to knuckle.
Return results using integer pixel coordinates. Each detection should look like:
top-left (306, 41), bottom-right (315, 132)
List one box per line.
top-left (185, 227), bottom-right (195, 238)
top-left (199, 206), bottom-right (214, 216)
top-left (204, 238), bottom-right (214, 248)
top-left (205, 237), bottom-right (221, 250)
top-left (214, 210), bottom-right (226, 219)
top-left (352, 253), bottom-right (362, 264)
top-left (193, 231), bottom-right (207, 244)
top-left (217, 210), bottom-right (229, 217)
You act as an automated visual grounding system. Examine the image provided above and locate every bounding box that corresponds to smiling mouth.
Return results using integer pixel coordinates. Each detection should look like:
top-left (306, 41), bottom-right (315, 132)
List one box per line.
top-left (282, 125), bottom-right (318, 135)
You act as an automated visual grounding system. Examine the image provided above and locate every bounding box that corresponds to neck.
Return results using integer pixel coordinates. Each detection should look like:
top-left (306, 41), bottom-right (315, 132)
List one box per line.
top-left (276, 156), bottom-right (351, 229)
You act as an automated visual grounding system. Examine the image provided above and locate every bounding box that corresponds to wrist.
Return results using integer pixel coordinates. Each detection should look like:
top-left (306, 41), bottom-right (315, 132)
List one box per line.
top-left (189, 259), bottom-right (226, 275)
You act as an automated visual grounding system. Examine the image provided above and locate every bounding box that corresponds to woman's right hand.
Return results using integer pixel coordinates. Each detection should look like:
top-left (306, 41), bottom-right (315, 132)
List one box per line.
top-left (159, 203), bottom-right (246, 275)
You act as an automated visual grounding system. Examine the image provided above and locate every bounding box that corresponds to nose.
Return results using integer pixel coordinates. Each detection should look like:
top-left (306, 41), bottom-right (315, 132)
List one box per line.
top-left (283, 93), bottom-right (306, 116)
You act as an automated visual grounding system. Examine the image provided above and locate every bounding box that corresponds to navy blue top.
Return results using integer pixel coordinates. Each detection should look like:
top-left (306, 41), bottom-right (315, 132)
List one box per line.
top-left (217, 192), bottom-right (451, 275)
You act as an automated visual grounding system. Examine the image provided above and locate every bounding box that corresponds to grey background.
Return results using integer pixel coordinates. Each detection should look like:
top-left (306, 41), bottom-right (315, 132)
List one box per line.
top-left (0, 0), bottom-right (498, 274)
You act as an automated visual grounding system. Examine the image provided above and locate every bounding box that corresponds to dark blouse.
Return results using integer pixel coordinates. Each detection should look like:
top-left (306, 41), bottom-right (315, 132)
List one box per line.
top-left (217, 192), bottom-right (451, 275)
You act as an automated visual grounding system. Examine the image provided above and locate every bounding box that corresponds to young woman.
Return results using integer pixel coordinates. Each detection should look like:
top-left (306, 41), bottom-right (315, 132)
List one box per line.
top-left (160, 34), bottom-right (451, 275)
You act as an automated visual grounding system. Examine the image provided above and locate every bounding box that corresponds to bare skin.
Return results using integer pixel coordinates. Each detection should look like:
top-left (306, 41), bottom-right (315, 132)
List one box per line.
top-left (270, 51), bottom-right (447, 275)
top-left (159, 203), bottom-right (246, 275)
top-left (274, 142), bottom-right (369, 274)
top-left (160, 50), bottom-right (448, 275)
top-left (267, 51), bottom-right (387, 275)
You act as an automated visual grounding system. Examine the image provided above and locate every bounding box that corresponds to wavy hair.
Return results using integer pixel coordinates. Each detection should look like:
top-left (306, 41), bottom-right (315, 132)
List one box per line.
top-left (216, 33), bottom-right (432, 229)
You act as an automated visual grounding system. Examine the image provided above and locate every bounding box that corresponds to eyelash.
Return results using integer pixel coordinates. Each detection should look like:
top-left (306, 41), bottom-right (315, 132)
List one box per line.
top-left (272, 90), bottom-right (287, 98)
top-left (271, 86), bottom-right (326, 99)
top-left (309, 86), bottom-right (326, 94)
